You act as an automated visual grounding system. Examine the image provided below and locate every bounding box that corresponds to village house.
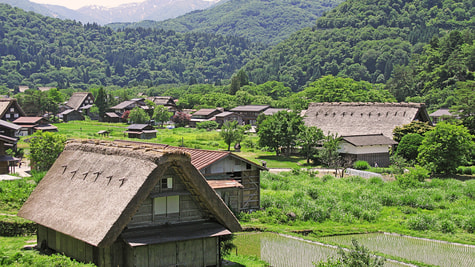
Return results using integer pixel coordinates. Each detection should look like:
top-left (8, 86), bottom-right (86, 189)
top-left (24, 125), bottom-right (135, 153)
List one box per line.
top-left (147, 96), bottom-right (179, 114)
top-left (303, 102), bottom-right (431, 167)
top-left (125, 124), bottom-right (157, 139)
top-left (215, 112), bottom-right (243, 127)
top-left (429, 108), bottom-right (455, 125)
top-left (19, 140), bottom-right (241, 267)
top-left (109, 98), bottom-right (148, 117)
top-left (65, 92), bottom-right (94, 116)
top-left (103, 112), bottom-right (122, 123)
top-left (117, 140), bottom-right (266, 212)
top-left (229, 105), bottom-right (270, 125)
top-left (12, 117), bottom-right (58, 136)
top-left (0, 98), bottom-right (26, 121)
top-left (58, 109), bottom-right (84, 122)
top-left (0, 134), bottom-right (18, 174)
top-left (189, 108), bottom-right (223, 127)
top-left (0, 120), bottom-right (20, 151)
top-left (339, 134), bottom-right (398, 167)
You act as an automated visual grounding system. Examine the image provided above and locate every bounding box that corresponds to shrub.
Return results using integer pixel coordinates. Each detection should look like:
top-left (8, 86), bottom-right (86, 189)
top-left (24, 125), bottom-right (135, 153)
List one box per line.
top-left (396, 133), bottom-right (424, 162)
top-left (369, 176), bottom-right (384, 185)
top-left (464, 216), bottom-right (475, 233)
top-left (457, 166), bottom-right (464, 174)
top-left (396, 166), bottom-right (429, 188)
top-left (353, 160), bottom-right (370, 170)
top-left (196, 120), bottom-right (219, 130)
top-left (463, 167), bottom-right (473, 175)
top-left (307, 187), bottom-right (319, 200)
top-left (322, 174), bottom-right (334, 182)
top-left (439, 219), bottom-right (456, 234)
top-left (407, 214), bottom-right (434, 231)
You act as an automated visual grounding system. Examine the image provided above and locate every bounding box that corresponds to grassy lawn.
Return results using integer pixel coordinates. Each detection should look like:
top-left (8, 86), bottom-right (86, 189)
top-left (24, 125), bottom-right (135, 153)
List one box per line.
top-left (48, 121), bottom-right (307, 169)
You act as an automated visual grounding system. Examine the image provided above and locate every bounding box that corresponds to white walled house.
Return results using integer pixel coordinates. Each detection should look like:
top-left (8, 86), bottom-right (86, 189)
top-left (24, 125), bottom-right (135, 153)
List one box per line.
top-left (339, 134), bottom-right (397, 167)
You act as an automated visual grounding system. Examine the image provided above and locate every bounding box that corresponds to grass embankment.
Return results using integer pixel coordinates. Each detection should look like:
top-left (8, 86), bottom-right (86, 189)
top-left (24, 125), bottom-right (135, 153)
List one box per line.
top-left (240, 170), bottom-right (475, 246)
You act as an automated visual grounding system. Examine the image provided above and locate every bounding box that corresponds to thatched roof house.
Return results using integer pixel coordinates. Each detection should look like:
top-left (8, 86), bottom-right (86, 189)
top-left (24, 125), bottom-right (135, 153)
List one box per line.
top-left (125, 124), bottom-right (157, 139)
top-left (19, 140), bottom-right (241, 267)
top-left (230, 105), bottom-right (270, 125)
top-left (0, 98), bottom-right (26, 121)
top-left (66, 92), bottom-right (94, 115)
top-left (303, 102), bottom-right (431, 139)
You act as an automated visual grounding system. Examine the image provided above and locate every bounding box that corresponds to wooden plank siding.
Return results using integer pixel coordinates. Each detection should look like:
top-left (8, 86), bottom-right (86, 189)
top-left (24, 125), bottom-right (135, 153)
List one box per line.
top-left (128, 169), bottom-right (207, 229)
top-left (129, 238), bottom-right (219, 267)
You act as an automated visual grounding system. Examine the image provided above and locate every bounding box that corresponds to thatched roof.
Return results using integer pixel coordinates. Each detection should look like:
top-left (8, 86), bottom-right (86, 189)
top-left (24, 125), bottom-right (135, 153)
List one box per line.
top-left (303, 102), bottom-right (431, 139)
top-left (66, 92), bottom-right (93, 110)
top-left (429, 108), bottom-right (453, 117)
top-left (19, 140), bottom-right (241, 247)
top-left (0, 98), bottom-right (26, 118)
top-left (0, 119), bottom-right (21, 130)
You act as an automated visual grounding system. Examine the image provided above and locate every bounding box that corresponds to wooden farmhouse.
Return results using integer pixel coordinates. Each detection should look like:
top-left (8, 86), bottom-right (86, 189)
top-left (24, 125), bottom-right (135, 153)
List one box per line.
top-left (189, 108), bottom-right (223, 127)
top-left (0, 98), bottom-right (26, 121)
top-left (65, 92), bottom-right (94, 116)
top-left (0, 134), bottom-right (18, 174)
top-left (125, 124), bottom-right (157, 139)
top-left (303, 102), bottom-right (431, 166)
top-left (13, 117), bottom-right (58, 136)
top-left (19, 140), bottom-right (241, 267)
top-left (215, 112), bottom-right (243, 127)
top-left (117, 140), bottom-right (266, 212)
top-left (229, 105), bottom-right (270, 126)
top-left (109, 98), bottom-right (148, 118)
top-left (58, 109), bottom-right (85, 122)
top-left (339, 134), bottom-right (398, 167)
top-left (429, 108), bottom-right (455, 125)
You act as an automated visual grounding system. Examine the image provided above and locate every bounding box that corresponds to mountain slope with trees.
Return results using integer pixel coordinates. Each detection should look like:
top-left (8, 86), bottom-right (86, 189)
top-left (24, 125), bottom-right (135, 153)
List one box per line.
top-left (110, 0), bottom-right (344, 45)
top-left (243, 0), bottom-right (474, 90)
top-left (0, 4), bottom-right (265, 91)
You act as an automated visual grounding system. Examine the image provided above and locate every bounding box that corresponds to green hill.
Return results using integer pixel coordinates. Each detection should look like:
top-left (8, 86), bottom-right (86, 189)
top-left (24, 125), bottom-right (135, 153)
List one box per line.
top-left (108, 0), bottom-right (344, 45)
top-left (243, 0), bottom-right (474, 91)
top-left (0, 4), bottom-right (265, 91)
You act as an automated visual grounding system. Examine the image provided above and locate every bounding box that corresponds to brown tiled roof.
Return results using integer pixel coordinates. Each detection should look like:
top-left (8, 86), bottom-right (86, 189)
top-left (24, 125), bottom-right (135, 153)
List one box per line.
top-left (13, 117), bottom-right (44, 124)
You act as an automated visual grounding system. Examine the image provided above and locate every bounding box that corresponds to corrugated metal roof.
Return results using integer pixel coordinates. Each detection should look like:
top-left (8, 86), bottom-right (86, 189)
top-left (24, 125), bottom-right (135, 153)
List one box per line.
top-left (13, 117), bottom-right (44, 124)
top-left (115, 140), bottom-right (266, 171)
top-left (207, 180), bottom-right (243, 189)
top-left (0, 119), bottom-right (21, 130)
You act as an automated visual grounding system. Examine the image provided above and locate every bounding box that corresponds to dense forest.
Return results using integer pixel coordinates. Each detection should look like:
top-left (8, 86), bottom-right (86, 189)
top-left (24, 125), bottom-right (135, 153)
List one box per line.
top-left (110, 0), bottom-right (344, 45)
top-left (244, 0), bottom-right (474, 90)
top-left (0, 4), bottom-right (265, 91)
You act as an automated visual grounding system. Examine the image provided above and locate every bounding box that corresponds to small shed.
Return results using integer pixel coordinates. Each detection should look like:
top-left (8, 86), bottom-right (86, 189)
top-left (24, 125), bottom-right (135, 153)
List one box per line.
top-left (215, 112), bottom-right (243, 127)
top-left (103, 112), bottom-right (121, 123)
top-left (125, 124), bottom-right (157, 139)
top-left (59, 109), bottom-right (85, 122)
top-left (18, 140), bottom-right (241, 267)
top-left (339, 134), bottom-right (398, 167)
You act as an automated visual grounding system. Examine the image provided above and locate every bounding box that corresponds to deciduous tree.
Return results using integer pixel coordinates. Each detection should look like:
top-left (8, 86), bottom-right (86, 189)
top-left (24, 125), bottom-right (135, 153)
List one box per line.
top-left (28, 131), bottom-right (67, 171)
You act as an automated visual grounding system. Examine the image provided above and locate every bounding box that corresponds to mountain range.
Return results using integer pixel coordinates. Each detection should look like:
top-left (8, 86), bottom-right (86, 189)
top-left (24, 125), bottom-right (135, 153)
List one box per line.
top-left (0, 0), bottom-right (219, 24)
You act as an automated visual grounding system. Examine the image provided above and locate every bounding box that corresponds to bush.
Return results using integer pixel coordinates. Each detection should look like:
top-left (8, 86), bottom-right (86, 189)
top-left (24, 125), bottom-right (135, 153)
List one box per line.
top-left (353, 160), bottom-right (370, 170)
top-left (396, 133), bottom-right (424, 162)
top-left (439, 219), bottom-right (456, 234)
top-left (464, 216), bottom-right (475, 233)
top-left (322, 174), bottom-right (334, 182)
top-left (463, 167), bottom-right (473, 175)
top-left (196, 120), bottom-right (219, 130)
top-left (407, 214), bottom-right (434, 231)
top-left (396, 166), bottom-right (429, 188)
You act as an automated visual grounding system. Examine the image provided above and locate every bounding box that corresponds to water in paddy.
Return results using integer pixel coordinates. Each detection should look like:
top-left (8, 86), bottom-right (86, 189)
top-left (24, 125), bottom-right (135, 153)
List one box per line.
top-left (321, 233), bottom-right (475, 266)
top-left (233, 232), bottom-right (405, 267)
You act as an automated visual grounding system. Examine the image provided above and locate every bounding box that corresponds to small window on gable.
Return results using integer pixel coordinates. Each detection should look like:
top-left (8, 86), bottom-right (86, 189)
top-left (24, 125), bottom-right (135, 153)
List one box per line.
top-left (161, 177), bottom-right (173, 190)
top-left (246, 163), bottom-right (251, 170)
top-left (14, 113), bottom-right (18, 118)
top-left (10, 108), bottom-right (14, 112)
top-left (5, 114), bottom-right (10, 118)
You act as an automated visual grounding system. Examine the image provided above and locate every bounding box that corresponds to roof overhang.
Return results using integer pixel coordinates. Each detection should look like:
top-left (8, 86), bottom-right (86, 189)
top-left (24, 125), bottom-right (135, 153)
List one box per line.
top-left (121, 222), bottom-right (231, 247)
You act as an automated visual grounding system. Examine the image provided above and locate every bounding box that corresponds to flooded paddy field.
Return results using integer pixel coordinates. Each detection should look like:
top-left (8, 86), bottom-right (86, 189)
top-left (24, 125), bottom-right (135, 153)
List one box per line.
top-left (234, 232), bottom-right (475, 266)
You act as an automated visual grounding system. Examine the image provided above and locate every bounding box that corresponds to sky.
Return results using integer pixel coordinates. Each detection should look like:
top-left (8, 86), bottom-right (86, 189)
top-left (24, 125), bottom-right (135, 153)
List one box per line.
top-left (30, 0), bottom-right (147, 10)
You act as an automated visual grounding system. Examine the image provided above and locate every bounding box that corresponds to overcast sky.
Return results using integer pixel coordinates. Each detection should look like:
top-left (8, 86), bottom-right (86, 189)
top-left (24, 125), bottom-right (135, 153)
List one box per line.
top-left (30, 0), bottom-right (147, 10)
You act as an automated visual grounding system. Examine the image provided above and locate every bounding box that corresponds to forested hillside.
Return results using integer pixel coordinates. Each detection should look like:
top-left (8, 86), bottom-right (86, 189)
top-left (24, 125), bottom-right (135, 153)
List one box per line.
top-left (244, 0), bottom-right (474, 90)
top-left (0, 4), bottom-right (265, 91)
top-left (110, 0), bottom-right (344, 45)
